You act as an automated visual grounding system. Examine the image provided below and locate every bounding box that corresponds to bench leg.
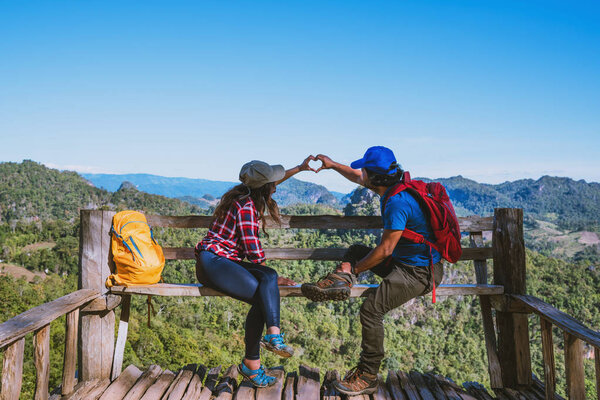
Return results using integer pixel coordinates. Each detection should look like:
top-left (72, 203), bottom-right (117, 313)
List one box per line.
top-left (111, 294), bottom-right (131, 381)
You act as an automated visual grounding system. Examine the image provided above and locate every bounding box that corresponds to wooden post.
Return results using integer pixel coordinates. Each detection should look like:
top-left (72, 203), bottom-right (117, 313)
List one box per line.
top-left (564, 332), bottom-right (586, 400)
top-left (34, 325), bottom-right (51, 400)
top-left (493, 208), bottom-right (532, 387)
top-left (471, 232), bottom-right (503, 388)
top-left (62, 308), bottom-right (79, 395)
top-left (0, 338), bottom-right (25, 400)
top-left (540, 318), bottom-right (556, 399)
top-left (79, 210), bottom-right (116, 381)
top-left (595, 347), bottom-right (599, 400)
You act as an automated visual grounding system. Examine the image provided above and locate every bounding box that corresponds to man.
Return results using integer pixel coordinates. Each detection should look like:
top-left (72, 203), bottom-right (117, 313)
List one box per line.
top-left (301, 146), bottom-right (444, 396)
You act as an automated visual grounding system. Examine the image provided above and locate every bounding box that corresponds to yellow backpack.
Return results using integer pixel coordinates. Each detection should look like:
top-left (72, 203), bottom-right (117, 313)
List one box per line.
top-left (105, 210), bottom-right (165, 288)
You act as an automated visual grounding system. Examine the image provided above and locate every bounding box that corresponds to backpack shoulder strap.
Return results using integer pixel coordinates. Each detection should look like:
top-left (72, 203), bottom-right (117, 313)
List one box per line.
top-left (381, 171), bottom-right (412, 216)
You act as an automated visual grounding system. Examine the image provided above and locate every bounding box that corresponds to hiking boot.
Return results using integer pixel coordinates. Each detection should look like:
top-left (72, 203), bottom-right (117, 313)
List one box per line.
top-left (301, 272), bottom-right (357, 302)
top-left (261, 333), bottom-right (294, 358)
top-left (333, 366), bottom-right (378, 396)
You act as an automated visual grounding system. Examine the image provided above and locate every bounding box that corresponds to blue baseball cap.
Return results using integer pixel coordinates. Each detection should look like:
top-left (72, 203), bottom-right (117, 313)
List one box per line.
top-left (350, 146), bottom-right (399, 175)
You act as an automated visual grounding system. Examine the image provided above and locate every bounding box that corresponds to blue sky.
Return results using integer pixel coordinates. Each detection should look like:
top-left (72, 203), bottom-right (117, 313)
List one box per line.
top-left (1, 1), bottom-right (599, 192)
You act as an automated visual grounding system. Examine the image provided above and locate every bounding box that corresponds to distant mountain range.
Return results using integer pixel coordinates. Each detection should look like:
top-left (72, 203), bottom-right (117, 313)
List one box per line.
top-left (1, 161), bottom-right (599, 232)
top-left (82, 173), bottom-right (348, 207)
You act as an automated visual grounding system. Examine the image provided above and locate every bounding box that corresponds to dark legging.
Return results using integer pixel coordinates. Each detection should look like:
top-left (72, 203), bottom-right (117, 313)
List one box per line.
top-left (196, 250), bottom-right (280, 360)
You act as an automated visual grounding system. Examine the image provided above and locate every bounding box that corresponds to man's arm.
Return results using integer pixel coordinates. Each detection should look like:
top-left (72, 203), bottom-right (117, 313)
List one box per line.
top-left (315, 154), bottom-right (366, 186)
top-left (338, 229), bottom-right (403, 274)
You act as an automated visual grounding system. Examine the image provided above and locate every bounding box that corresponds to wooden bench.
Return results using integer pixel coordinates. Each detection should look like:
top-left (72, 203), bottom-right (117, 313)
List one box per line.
top-left (109, 214), bottom-right (502, 298)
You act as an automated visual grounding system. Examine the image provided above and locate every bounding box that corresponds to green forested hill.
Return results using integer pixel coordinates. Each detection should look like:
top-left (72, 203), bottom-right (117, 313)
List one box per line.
top-left (435, 175), bottom-right (600, 231)
top-left (0, 160), bottom-right (205, 223)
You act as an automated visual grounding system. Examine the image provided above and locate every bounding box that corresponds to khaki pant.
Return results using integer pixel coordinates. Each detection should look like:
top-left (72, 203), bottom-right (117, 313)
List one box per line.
top-left (342, 245), bottom-right (444, 374)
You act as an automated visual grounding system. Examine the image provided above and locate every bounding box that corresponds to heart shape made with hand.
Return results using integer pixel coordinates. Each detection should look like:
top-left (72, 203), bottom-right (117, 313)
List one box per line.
top-left (308, 159), bottom-right (324, 172)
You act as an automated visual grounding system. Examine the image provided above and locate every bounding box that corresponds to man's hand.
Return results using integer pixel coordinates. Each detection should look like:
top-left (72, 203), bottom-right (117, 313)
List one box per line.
top-left (278, 276), bottom-right (297, 286)
top-left (335, 262), bottom-right (353, 274)
top-left (315, 154), bottom-right (335, 172)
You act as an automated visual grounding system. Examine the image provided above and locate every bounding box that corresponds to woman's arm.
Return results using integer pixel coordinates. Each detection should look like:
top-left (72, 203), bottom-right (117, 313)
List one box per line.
top-left (275, 155), bottom-right (316, 185)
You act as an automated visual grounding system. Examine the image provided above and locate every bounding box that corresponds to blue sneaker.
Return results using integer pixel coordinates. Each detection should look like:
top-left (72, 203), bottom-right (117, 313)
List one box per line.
top-left (261, 333), bottom-right (294, 358)
top-left (238, 363), bottom-right (276, 388)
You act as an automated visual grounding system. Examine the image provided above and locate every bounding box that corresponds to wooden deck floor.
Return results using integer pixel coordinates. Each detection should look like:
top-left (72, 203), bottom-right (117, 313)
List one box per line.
top-left (51, 364), bottom-right (562, 400)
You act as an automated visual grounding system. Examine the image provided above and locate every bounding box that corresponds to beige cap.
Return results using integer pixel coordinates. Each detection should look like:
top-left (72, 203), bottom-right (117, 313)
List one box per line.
top-left (239, 160), bottom-right (285, 189)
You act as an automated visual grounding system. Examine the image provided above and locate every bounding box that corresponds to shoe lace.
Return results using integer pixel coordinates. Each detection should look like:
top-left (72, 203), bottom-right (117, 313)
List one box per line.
top-left (268, 333), bottom-right (286, 347)
top-left (344, 366), bottom-right (362, 383)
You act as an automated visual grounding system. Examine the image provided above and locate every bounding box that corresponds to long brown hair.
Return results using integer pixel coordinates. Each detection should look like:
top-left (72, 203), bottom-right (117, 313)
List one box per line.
top-left (213, 182), bottom-right (280, 235)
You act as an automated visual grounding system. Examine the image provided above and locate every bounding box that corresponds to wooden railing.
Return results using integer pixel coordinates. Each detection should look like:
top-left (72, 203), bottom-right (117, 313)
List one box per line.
top-left (503, 295), bottom-right (600, 399)
top-left (0, 289), bottom-right (101, 399)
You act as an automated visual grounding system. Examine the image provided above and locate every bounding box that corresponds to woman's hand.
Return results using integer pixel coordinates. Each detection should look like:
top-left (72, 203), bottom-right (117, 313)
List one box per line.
top-left (277, 276), bottom-right (297, 286)
top-left (298, 155), bottom-right (317, 172)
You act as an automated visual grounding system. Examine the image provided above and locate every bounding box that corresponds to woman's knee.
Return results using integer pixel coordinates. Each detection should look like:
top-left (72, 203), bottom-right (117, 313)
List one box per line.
top-left (259, 266), bottom-right (279, 283)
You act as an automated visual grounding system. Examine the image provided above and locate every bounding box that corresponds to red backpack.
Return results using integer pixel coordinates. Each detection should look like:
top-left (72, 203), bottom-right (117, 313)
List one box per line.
top-left (382, 171), bottom-right (462, 302)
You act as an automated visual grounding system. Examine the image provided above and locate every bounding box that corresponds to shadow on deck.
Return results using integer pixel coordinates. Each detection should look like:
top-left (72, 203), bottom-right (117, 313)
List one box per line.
top-left (51, 363), bottom-right (562, 400)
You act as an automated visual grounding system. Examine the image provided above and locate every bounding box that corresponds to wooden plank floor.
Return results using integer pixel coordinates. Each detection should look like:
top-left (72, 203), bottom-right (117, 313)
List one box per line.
top-left (52, 364), bottom-right (564, 400)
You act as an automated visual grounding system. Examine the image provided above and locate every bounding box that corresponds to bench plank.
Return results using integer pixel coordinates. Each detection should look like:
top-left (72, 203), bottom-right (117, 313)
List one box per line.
top-left (0, 289), bottom-right (100, 348)
top-left (110, 283), bottom-right (503, 297)
top-left (147, 214), bottom-right (494, 231)
top-left (162, 247), bottom-right (493, 261)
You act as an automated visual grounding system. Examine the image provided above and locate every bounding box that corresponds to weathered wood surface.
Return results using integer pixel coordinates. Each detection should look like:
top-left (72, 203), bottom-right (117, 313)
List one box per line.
top-left (62, 378), bottom-right (110, 400)
top-left (564, 332), bottom-right (585, 400)
top-left (139, 370), bottom-right (175, 400)
top-left (79, 210), bottom-right (116, 381)
top-left (123, 365), bottom-right (162, 400)
top-left (322, 370), bottom-right (341, 400)
top-left (255, 367), bottom-right (284, 400)
top-left (81, 294), bottom-right (122, 312)
top-left (110, 283), bottom-right (504, 297)
top-left (296, 365), bottom-right (320, 399)
top-left (472, 231), bottom-right (502, 389)
top-left (147, 214), bottom-right (494, 231)
top-left (214, 365), bottom-right (238, 400)
top-left (181, 365), bottom-right (206, 400)
top-left (62, 309), bottom-right (79, 396)
top-left (1, 337), bottom-right (25, 400)
top-left (0, 289), bottom-right (99, 348)
top-left (512, 294), bottom-right (600, 348)
top-left (164, 364), bottom-right (197, 400)
top-left (596, 347), bottom-right (600, 400)
top-left (162, 246), bottom-right (493, 261)
top-left (234, 380), bottom-right (255, 400)
top-left (281, 371), bottom-right (296, 400)
top-left (34, 324), bottom-right (51, 400)
top-left (493, 208), bottom-right (531, 388)
top-left (49, 365), bottom-right (561, 400)
top-left (540, 318), bottom-right (556, 400)
top-left (112, 294), bottom-right (131, 380)
top-left (98, 364), bottom-right (142, 400)
top-left (198, 365), bottom-right (222, 400)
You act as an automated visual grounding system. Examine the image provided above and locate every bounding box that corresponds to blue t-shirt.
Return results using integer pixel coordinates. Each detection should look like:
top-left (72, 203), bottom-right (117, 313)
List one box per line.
top-left (381, 190), bottom-right (441, 267)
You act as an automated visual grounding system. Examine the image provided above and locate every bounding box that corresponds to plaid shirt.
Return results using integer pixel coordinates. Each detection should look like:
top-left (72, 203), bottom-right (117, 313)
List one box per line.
top-left (196, 197), bottom-right (266, 264)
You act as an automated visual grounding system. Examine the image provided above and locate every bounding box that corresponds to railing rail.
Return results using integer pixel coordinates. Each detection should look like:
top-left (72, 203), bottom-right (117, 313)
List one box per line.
top-left (0, 289), bottom-right (101, 400)
top-left (146, 214), bottom-right (494, 231)
top-left (511, 294), bottom-right (600, 400)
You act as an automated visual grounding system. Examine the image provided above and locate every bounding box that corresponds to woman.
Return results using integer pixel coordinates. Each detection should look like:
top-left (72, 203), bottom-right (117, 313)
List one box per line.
top-left (195, 156), bottom-right (314, 387)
